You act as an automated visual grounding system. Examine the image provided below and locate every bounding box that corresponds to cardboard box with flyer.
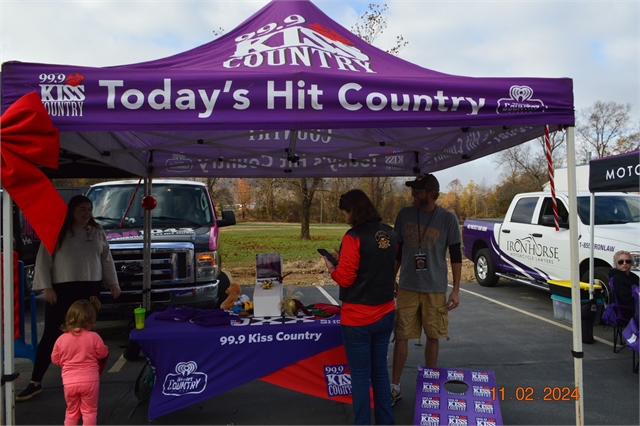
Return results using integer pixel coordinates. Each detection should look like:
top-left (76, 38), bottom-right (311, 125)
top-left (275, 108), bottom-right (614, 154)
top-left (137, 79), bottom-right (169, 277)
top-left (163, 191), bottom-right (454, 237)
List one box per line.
top-left (253, 253), bottom-right (283, 317)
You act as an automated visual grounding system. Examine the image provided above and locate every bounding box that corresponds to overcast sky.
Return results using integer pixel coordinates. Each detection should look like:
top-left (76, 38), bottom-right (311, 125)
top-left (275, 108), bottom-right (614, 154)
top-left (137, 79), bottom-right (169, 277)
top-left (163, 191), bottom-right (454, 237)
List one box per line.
top-left (2, 0), bottom-right (638, 189)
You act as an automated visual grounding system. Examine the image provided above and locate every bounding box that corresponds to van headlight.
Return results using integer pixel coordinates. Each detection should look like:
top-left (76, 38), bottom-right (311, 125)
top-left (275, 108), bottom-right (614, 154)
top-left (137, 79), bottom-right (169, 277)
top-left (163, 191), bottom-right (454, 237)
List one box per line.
top-left (196, 252), bottom-right (218, 281)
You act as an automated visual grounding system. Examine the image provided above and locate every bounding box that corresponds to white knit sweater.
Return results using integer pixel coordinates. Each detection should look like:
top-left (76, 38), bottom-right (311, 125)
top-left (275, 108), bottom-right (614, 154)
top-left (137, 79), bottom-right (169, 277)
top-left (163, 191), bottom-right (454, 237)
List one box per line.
top-left (33, 225), bottom-right (119, 290)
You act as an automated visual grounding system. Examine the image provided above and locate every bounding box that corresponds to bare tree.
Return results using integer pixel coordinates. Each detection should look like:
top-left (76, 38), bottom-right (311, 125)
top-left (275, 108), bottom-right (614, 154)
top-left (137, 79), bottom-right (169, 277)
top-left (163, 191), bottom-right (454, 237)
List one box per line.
top-left (350, 3), bottom-right (408, 221)
top-left (203, 177), bottom-right (234, 210)
top-left (235, 178), bottom-right (253, 220)
top-left (253, 178), bottom-right (283, 221)
top-left (351, 3), bottom-right (408, 55)
top-left (614, 121), bottom-right (640, 154)
top-left (495, 129), bottom-right (566, 191)
top-left (576, 101), bottom-right (635, 160)
top-left (288, 177), bottom-right (323, 240)
top-left (287, 3), bottom-right (408, 238)
top-left (441, 179), bottom-right (463, 219)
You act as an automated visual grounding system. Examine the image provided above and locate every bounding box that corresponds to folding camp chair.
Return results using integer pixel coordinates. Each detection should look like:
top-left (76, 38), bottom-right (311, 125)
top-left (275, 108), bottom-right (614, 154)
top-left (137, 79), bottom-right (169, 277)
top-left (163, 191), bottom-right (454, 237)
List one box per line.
top-left (601, 278), bottom-right (635, 353)
top-left (622, 317), bottom-right (639, 373)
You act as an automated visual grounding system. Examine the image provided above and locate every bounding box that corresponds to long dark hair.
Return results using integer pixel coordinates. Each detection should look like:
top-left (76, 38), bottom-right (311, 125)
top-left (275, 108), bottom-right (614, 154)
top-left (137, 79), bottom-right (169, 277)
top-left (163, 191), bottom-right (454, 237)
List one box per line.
top-left (55, 195), bottom-right (101, 252)
top-left (338, 189), bottom-right (382, 227)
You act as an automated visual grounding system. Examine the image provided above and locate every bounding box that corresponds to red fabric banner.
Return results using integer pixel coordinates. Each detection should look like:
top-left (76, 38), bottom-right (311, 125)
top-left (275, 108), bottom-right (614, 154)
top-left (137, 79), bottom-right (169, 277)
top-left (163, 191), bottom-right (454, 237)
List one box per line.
top-left (1, 92), bottom-right (67, 254)
top-left (260, 345), bottom-right (355, 404)
top-left (261, 345), bottom-right (373, 406)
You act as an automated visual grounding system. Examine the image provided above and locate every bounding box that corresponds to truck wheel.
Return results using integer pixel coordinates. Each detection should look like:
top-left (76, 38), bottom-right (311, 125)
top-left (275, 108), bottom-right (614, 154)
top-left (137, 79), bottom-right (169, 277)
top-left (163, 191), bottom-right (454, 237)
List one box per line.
top-left (214, 271), bottom-right (231, 309)
top-left (581, 267), bottom-right (611, 305)
top-left (474, 249), bottom-right (499, 287)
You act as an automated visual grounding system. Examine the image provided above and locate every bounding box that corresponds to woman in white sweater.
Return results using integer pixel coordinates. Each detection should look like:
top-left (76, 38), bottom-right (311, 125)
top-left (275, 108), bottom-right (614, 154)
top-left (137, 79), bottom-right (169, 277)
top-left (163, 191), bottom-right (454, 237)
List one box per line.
top-left (17, 195), bottom-right (121, 401)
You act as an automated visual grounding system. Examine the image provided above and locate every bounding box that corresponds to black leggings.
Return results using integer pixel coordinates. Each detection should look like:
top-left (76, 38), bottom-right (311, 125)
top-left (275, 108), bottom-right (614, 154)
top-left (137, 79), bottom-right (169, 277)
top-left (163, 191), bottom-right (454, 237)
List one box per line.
top-left (31, 281), bottom-right (102, 382)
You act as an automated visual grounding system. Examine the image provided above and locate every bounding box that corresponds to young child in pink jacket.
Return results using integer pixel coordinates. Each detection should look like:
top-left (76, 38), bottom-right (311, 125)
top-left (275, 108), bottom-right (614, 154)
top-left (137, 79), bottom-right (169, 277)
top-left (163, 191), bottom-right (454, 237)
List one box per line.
top-left (52, 297), bottom-right (108, 426)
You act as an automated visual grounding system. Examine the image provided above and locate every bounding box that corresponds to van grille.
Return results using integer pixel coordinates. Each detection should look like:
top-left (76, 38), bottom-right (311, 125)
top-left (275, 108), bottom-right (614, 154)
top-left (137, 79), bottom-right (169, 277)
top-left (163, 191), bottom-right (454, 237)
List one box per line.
top-left (110, 242), bottom-right (194, 290)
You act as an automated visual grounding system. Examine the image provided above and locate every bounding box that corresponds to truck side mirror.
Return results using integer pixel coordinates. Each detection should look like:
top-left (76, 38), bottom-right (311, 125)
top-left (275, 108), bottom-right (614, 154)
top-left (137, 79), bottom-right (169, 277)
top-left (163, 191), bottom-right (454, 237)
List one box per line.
top-left (217, 210), bottom-right (237, 228)
top-left (540, 215), bottom-right (569, 229)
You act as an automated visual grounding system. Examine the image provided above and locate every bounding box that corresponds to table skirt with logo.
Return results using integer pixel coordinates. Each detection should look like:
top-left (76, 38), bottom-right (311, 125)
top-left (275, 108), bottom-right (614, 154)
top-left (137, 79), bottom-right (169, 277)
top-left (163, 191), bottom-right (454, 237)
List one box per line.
top-left (131, 312), bottom-right (350, 420)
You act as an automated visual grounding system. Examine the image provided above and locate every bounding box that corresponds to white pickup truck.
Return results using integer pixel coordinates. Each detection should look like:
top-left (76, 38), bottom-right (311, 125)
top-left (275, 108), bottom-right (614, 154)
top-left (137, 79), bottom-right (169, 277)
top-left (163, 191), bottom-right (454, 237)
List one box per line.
top-left (462, 191), bottom-right (640, 303)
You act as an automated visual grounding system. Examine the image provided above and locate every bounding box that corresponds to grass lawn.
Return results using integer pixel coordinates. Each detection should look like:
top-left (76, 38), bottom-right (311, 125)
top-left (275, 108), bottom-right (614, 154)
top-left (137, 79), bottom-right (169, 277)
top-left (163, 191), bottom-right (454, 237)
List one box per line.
top-left (219, 222), bottom-right (350, 268)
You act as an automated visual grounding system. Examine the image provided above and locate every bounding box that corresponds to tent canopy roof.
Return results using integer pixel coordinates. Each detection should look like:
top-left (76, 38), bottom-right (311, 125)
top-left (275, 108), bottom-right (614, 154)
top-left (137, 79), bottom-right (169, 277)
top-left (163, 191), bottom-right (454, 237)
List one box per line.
top-left (1, 0), bottom-right (574, 179)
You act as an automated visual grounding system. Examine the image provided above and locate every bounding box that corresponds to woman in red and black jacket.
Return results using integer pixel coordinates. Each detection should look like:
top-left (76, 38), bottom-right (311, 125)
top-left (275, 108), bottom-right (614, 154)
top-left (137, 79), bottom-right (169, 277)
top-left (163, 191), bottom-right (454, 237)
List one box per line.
top-left (321, 189), bottom-right (397, 425)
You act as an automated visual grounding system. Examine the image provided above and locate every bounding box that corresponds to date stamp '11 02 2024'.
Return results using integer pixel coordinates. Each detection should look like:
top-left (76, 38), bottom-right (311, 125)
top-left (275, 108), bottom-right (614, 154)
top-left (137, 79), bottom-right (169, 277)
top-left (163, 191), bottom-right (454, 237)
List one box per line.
top-left (492, 386), bottom-right (580, 401)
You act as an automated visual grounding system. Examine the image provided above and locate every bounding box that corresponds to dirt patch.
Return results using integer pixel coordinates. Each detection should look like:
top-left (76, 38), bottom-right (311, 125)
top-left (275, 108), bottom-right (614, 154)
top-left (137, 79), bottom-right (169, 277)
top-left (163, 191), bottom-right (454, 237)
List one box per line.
top-left (224, 257), bottom-right (477, 287)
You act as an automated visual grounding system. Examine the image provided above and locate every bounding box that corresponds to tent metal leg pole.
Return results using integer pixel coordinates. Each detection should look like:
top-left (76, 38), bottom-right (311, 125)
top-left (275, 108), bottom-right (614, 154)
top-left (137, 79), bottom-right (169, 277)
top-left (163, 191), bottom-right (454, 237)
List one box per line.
top-left (143, 178), bottom-right (152, 312)
top-left (2, 189), bottom-right (17, 425)
top-left (589, 194), bottom-right (595, 298)
top-left (566, 126), bottom-right (585, 426)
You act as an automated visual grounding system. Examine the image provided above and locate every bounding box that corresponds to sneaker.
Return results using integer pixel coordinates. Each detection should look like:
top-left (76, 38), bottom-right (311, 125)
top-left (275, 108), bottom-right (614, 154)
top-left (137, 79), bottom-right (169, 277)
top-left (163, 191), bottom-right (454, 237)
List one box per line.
top-left (391, 384), bottom-right (402, 406)
top-left (16, 383), bottom-right (42, 401)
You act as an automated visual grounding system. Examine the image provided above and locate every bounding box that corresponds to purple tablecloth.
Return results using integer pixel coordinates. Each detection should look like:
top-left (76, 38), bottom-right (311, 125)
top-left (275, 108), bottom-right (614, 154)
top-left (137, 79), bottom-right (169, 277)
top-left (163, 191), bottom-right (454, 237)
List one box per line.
top-left (130, 312), bottom-right (344, 420)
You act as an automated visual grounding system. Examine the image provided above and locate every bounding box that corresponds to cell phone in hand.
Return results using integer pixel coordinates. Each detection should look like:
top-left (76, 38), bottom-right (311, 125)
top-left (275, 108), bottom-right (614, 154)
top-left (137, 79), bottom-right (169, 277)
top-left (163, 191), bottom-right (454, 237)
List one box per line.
top-left (317, 248), bottom-right (337, 266)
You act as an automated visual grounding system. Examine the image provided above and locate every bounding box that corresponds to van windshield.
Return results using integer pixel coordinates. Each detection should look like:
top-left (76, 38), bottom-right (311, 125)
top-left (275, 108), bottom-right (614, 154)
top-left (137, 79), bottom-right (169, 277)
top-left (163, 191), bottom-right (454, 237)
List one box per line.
top-left (86, 183), bottom-right (214, 229)
top-left (577, 195), bottom-right (640, 225)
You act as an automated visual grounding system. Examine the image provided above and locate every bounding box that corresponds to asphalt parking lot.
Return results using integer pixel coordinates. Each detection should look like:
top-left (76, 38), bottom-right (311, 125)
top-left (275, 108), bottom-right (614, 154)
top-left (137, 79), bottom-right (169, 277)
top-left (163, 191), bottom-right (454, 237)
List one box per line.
top-left (10, 279), bottom-right (640, 425)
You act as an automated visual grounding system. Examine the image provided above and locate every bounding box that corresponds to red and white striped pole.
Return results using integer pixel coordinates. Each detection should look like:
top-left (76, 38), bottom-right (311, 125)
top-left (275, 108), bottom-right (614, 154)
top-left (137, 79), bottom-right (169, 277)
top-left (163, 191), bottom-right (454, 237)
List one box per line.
top-left (545, 125), bottom-right (560, 231)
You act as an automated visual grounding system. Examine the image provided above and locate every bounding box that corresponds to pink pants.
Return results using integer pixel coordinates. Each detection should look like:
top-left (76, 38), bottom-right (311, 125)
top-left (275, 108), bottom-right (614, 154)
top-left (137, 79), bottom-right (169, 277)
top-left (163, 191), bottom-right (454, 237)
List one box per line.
top-left (63, 380), bottom-right (100, 426)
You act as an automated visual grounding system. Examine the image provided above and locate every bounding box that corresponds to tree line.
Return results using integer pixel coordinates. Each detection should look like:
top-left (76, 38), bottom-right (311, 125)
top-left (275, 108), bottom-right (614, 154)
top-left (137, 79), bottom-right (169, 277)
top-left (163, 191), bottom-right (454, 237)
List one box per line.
top-left (53, 99), bottom-right (639, 238)
top-left (53, 100), bottom-right (639, 239)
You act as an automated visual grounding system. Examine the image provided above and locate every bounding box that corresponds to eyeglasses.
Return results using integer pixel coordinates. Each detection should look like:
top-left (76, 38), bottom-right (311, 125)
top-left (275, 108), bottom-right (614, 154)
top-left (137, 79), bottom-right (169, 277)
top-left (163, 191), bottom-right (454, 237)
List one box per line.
top-left (618, 259), bottom-right (633, 265)
top-left (412, 188), bottom-right (423, 195)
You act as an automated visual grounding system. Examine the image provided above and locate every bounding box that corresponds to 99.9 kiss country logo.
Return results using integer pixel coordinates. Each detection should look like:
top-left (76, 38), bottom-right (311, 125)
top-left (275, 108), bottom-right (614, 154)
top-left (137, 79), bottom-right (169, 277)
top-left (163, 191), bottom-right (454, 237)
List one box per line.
top-left (223, 13), bottom-right (373, 73)
top-left (39, 72), bottom-right (86, 117)
top-left (324, 364), bottom-right (352, 397)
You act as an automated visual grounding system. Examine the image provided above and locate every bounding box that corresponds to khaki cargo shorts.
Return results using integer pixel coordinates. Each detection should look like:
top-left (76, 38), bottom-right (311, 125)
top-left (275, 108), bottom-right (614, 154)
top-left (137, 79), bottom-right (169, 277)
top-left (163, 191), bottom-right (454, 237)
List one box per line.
top-left (394, 288), bottom-right (449, 340)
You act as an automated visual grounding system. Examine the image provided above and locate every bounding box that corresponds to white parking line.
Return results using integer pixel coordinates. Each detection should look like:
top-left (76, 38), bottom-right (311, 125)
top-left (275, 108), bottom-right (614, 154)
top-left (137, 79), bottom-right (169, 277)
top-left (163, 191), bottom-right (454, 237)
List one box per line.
top-left (458, 285), bottom-right (613, 347)
top-left (316, 286), bottom-right (339, 305)
top-left (108, 354), bottom-right (128, 373)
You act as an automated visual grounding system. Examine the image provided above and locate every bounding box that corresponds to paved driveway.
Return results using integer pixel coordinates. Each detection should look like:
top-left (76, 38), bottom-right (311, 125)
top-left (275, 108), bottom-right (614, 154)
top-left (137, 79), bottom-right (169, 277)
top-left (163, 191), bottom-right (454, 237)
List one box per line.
top-left (11, 280), bottom-right (639, 425)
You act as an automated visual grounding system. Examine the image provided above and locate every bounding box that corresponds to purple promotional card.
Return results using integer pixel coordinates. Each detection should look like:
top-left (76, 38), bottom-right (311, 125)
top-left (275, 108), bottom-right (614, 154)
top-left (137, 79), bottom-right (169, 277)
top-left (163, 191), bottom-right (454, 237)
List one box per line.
top-left (414, 366), bottom-right (502, 426)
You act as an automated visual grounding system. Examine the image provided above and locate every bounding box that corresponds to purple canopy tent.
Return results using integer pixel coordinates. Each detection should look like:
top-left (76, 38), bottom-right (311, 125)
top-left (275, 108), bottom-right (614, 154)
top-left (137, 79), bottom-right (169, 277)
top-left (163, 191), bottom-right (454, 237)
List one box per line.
top-left (1, 0), bottom-right (587, 423)
top-left (1, 0), bottom-right (574, 179)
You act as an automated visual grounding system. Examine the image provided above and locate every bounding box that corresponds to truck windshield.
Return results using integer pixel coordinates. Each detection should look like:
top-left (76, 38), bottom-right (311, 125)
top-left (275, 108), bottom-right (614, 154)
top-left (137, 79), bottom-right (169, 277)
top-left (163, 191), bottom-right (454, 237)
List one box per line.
top-left (577, 195), bottom-right (640, 225)
top-left (86, 183), bottom-right (214, 229)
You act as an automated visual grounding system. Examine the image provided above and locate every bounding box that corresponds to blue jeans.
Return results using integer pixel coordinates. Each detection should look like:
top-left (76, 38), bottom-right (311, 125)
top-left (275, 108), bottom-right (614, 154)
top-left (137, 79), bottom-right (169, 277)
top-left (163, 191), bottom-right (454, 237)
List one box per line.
top-left (341, 310), bottom-right (395, 425)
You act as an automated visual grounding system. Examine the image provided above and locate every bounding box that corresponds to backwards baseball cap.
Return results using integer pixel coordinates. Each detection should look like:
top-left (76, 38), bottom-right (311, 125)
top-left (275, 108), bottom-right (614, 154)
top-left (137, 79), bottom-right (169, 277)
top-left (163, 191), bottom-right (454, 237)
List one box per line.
top-left (405, 173), bottom-right (440, 192)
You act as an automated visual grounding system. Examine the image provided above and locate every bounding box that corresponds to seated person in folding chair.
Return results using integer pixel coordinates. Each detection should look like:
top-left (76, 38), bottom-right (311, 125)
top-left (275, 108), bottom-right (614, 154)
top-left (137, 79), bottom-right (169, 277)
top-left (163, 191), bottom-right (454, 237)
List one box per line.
top-left (609, 250), bottom-right (639, 321)
top-left (603, 251), bottom-right (639, 352)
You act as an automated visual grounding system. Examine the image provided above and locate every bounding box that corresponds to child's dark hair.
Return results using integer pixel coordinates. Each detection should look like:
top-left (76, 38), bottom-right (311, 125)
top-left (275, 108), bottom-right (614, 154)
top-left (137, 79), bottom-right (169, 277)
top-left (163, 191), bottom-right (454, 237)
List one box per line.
top-left (61, 297), bottom-right (101, 334)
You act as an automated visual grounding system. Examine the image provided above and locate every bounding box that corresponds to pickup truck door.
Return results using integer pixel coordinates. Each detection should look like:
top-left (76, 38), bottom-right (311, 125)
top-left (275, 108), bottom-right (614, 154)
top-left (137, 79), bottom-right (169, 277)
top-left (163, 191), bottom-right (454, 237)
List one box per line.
top-left (528, 197), bottom-right (570, 281)
top-left (498, 196), bottom-right (540, 278)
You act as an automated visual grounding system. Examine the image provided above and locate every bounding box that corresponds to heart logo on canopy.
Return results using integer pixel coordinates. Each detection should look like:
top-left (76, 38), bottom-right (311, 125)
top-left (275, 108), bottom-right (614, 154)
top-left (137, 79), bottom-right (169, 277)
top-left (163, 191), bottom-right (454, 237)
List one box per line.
top-left (509, 85), bottom-right (534, 102)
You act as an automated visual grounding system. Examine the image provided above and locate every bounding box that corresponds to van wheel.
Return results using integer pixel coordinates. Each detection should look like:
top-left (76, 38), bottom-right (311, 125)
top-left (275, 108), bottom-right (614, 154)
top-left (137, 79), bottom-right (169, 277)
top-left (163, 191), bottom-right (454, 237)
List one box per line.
top-left (474, 249), bottom-right (499, 287)
top-left (214, 271), bottom-right (231, 309)
top-left (581, 267), bottom-right (611, 305)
